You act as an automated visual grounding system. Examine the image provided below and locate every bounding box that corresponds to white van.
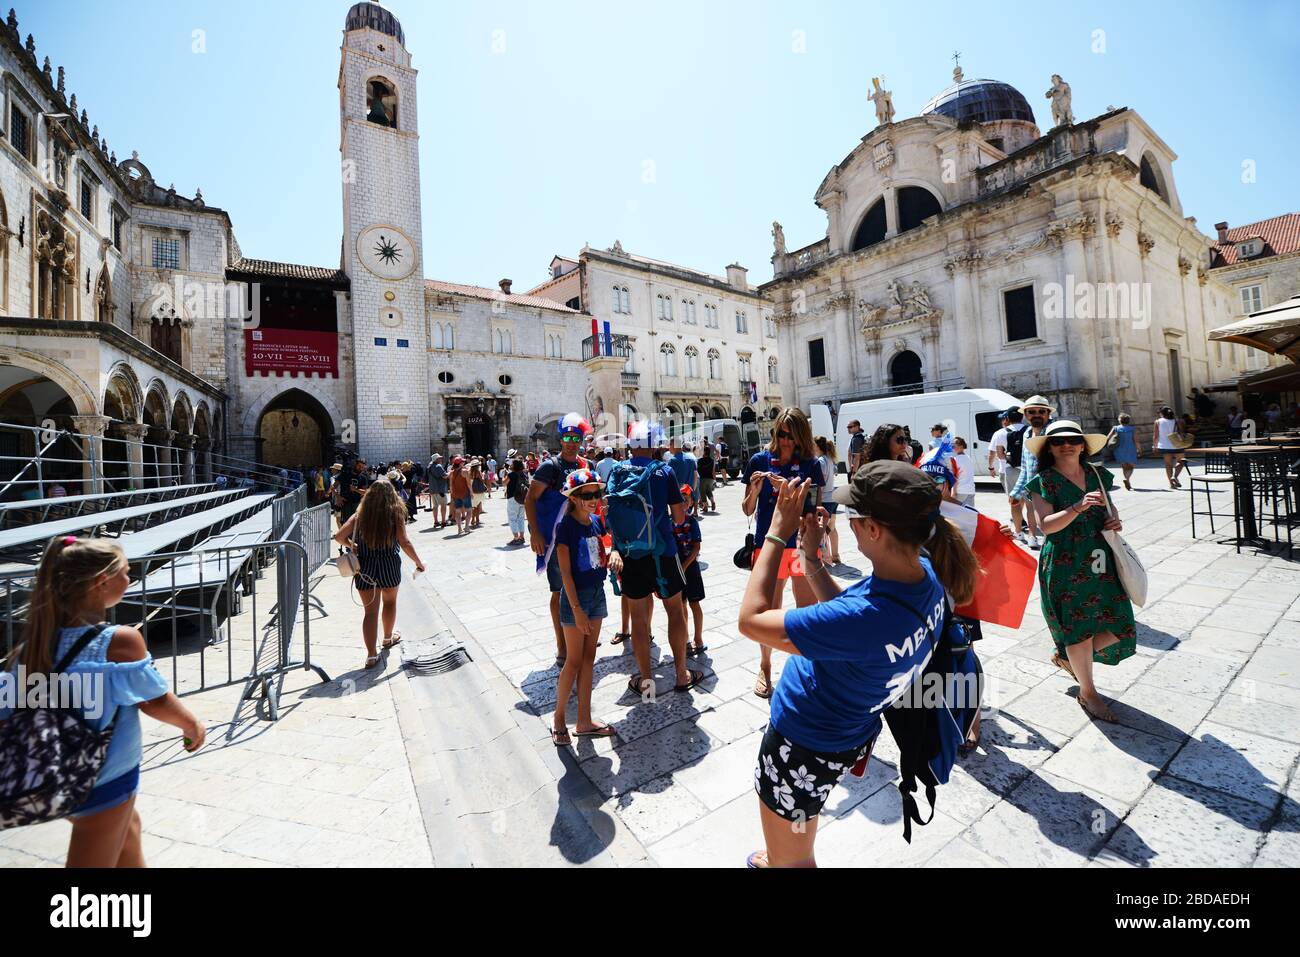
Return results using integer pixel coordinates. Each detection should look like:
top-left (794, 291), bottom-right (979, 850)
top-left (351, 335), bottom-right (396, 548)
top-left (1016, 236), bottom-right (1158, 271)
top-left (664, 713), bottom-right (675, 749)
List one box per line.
top-left (812, 389), bottom-right (1023, 480)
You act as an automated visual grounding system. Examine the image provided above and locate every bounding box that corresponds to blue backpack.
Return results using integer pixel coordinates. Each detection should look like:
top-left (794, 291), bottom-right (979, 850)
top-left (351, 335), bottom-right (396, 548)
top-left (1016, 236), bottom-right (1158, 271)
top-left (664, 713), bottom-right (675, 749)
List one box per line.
top-left (606, 461), bottom-right (668, 592)
top-left (877, 595), bottom-right (983, 843)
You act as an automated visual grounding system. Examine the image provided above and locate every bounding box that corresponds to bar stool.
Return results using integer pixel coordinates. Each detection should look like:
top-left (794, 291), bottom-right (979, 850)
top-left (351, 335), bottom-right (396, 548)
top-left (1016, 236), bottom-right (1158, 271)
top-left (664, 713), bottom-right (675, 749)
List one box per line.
top-left (1189, 450), bottom-right (1237, 539)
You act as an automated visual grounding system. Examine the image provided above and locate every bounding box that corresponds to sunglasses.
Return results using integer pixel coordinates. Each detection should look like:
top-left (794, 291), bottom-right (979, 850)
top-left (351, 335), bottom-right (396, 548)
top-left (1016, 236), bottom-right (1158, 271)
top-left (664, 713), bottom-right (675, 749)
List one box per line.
top-left (560, 434), bottom-right (583, 443)
top-left (891, 434), bottom-right (909, 444)
top-left (776, 430), bottom-right (793, 440)
top-left (1025, 408), bottom-right (1050, 416)
top-left (572, 490), bottom-right (602, 501)
top-left (1048, 436), bottom-right (1085, 447)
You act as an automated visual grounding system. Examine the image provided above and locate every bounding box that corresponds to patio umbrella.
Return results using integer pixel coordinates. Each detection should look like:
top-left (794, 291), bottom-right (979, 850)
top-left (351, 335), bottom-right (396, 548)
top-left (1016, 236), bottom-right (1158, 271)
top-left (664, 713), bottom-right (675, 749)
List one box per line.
top-left (1209, 295), bottom-right (1300, 362)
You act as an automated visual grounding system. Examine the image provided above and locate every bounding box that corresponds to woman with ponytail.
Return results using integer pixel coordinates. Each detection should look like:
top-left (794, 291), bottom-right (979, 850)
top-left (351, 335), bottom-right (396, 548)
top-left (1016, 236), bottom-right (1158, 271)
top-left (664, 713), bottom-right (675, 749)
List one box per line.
top-left (738, 460), bottom-right (978, 868)
top-left (1, 536), bottom-right (206, 866)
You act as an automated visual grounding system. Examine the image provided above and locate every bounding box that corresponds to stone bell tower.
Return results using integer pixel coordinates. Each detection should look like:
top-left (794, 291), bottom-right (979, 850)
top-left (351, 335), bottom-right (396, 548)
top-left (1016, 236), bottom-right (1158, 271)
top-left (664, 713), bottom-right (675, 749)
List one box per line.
top-left (340, 2), bottom-right (428, 460)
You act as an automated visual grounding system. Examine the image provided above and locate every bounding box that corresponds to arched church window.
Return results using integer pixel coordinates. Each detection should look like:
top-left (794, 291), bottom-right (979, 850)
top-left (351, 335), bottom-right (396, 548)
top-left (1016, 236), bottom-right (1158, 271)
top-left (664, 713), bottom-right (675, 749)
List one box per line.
top-left (1139, 154), bottom-right (1168, 204)
top-left (366, 78), bottom-right (399, 128)
top-left (897, 186), bottom-right (942, 233)
top-left (851, 197), bottom-right (887, 251)
top-left (768, 356), bottom-right (779, 383)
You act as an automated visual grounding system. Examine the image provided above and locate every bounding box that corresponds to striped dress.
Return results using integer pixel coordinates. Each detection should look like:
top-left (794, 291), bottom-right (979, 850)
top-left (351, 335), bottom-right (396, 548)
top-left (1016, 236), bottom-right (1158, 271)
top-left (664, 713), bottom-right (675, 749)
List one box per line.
top-left (355, 531), bottom-right (403, 590)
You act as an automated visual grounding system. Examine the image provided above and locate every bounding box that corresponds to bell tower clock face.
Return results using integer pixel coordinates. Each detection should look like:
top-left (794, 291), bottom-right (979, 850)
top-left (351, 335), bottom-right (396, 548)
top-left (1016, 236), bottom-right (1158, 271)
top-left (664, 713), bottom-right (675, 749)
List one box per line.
top-left (357, 225), bottom-right (416, 281)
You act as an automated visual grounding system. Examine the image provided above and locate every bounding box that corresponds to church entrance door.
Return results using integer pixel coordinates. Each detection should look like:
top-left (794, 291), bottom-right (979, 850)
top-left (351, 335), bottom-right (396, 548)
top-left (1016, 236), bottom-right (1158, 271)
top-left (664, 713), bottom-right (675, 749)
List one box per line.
top-left (465, 413), bottom-right (493, 457)
top-left (890, 351), bottom-right (924, 394)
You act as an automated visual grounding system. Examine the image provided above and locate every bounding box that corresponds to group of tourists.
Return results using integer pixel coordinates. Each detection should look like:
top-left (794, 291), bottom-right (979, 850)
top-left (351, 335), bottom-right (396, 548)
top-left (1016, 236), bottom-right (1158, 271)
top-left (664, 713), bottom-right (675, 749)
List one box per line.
top-left (2, 381), bottom-right (1153, 869)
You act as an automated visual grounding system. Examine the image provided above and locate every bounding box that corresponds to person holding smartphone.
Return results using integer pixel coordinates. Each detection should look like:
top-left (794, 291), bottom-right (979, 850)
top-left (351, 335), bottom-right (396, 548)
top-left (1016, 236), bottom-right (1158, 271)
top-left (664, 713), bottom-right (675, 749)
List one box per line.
top-left (742, 408), bottom-right (824, 700)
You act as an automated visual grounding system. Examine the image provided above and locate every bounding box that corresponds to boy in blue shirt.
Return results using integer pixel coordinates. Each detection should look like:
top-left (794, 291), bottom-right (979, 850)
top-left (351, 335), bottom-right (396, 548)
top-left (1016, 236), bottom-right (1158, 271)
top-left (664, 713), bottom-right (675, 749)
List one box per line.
top-left (673, 484), bottom-right (706, 657)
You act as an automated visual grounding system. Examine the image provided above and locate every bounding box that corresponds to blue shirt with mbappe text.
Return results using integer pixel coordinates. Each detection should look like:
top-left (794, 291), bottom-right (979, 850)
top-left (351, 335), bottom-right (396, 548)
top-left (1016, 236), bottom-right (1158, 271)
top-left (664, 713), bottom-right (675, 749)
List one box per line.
top-left (771, 557), bottom-right (945, 752)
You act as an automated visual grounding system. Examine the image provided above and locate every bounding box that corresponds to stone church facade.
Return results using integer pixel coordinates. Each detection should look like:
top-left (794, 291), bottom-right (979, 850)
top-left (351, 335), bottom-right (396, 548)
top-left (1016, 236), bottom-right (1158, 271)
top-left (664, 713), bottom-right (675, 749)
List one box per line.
top-left (763, 68), bottom-right (1249, 427)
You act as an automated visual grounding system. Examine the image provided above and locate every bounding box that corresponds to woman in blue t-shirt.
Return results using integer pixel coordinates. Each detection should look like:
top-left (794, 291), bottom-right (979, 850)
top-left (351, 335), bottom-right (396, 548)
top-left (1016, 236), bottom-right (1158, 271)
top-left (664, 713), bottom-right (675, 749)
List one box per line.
top-left (742, 408), bottom-right (824, 700)
top-left (1103, 413), bottom-right (1141, 490)
top-left (738, 460), bottom-right (979, 868)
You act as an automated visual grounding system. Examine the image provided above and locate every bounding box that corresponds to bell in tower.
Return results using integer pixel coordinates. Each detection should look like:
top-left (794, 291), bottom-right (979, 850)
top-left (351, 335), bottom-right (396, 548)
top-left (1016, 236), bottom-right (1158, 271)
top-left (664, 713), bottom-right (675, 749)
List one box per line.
top-left (366, 79), bottom-right (396, 127)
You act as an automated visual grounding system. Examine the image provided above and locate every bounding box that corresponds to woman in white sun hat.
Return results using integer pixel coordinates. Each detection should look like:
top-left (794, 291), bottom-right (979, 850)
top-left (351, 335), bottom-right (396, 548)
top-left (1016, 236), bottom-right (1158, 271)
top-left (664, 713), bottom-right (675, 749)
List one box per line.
top-left (1024, 420), bottom-right (1136, 723)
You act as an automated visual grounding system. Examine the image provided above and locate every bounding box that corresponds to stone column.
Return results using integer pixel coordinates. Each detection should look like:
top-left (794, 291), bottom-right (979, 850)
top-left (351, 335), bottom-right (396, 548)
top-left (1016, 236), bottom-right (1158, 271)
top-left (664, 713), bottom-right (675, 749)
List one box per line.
top-left (175, 433), bottom-right (198, 485)
top-left (148, 428), bottom-right (177, 487)
top-left (192, 436), bottom-right (210, 483)
top-left (944, 250), bottom-right (984, 388)
top-left (1057, 215), bottom-right (1100, 391)
top-left (883, 186), bottom-right (899, 239)
top-left (582, 354), bottom-right (627, 438)
top-left (828, 293), bottom-right (855, 392)
top-left (70, 414), bottom-right (111, 496)
top-left (114, 423), bottom-right (149, 490)
top-left (862, 327), bottom-right (883, 393)
top-left (921, 318), bottom-right (941, 388)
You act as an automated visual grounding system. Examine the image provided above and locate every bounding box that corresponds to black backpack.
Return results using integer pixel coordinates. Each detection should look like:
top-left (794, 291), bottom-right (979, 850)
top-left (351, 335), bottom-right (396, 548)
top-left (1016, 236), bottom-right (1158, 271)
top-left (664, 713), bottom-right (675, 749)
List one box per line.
top-left (1006, 427), bottom-right (1025, 468)
top-left (875, 598), bottom-right (982, 843)
top-left (0, 627), bottom-right (116, 828)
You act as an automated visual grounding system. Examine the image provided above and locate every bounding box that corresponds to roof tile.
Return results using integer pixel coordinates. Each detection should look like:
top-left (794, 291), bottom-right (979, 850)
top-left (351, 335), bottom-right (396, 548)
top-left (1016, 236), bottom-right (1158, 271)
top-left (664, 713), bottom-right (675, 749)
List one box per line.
top-left (1210, 213), bottom-right (1300, 267)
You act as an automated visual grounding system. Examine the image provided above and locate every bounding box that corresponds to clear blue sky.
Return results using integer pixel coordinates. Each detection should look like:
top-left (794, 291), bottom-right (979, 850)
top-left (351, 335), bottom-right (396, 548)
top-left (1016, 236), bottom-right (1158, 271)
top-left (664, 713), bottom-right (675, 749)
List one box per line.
top-left (28, 0), bottom-right (1299, 290)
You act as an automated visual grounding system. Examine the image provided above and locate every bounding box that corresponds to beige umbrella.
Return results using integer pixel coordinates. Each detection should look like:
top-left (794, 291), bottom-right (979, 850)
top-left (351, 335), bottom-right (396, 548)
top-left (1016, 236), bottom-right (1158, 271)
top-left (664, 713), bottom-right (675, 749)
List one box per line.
top-left (1209, 295), bottom-right (1300, 362)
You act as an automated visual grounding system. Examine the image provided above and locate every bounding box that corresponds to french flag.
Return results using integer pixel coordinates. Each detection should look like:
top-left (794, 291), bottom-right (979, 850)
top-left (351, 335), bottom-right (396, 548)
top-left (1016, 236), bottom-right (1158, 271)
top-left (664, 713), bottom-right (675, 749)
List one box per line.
top-left (941, 500), bottom-right (1037, 629)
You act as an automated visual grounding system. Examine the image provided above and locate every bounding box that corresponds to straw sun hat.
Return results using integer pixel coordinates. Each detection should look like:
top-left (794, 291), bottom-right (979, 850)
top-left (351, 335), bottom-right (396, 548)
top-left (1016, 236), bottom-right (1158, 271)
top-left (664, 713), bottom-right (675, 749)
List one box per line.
top-left (1025, 420), bottom-right (1109, 458)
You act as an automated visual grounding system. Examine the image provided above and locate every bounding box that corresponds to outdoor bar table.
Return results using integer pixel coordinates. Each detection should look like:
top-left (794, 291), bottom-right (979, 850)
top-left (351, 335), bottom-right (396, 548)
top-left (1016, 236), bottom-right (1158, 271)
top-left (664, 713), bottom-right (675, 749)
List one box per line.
top-left (1185, 445), bottom-right (1300, 541)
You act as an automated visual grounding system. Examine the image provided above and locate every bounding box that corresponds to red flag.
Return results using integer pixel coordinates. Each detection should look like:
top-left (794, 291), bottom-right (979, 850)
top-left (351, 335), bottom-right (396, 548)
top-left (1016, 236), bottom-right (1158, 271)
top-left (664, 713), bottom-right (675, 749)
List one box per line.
top-left (941, 502), bottom-right (1037, 629)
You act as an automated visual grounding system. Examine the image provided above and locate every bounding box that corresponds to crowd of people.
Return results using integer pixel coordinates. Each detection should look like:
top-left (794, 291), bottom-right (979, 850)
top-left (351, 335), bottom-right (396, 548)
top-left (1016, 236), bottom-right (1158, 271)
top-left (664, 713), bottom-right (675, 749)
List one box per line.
top-left (5, 396), bottom-right (1149, 869)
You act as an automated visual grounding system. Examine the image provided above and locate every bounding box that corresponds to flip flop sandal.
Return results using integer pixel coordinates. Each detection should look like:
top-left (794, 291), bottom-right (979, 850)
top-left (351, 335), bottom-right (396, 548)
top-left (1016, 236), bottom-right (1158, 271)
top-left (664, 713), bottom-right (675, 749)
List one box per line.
top-left (1050, 651), bottom-right (1077, 680)
top-left (1078, 696), bottom-right (1118, 723)
top-left (627, 675), bottom-right (651, 697)
top-left (364, 655), bottom-right (381, 669)
top-left (674, 669), bottom-right (705, 693)
top-left (610, 632), bottom-right (629, 645)
top-left (381, 633), bottom-right (402, 650)
top-left (551, 727), bottom-right (572, 747)
top-left (746, 850), bottom-right (769, 869)
top-left (688, 644), bottom-right (708, 657)
top-left (555, 656), bottom-right (567, 669)
top-left (575, 724), bottom-right (617, 738)
top-left (754, 674), bottom-right (773, 699)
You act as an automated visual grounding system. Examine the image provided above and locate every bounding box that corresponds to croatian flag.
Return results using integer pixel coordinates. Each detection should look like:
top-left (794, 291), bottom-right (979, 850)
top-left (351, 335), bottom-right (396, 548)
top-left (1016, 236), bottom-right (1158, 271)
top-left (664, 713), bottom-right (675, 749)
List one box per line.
top-left (941, 500), bottom-right (1036, 629)
top-left (748, 380), bottom-right (759, 404)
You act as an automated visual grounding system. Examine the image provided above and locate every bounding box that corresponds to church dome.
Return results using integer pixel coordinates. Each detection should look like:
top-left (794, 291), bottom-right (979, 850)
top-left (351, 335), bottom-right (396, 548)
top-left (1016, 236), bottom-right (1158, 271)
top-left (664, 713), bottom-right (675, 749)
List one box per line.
top-left (345, 2), bottom-right (405, 45)
top-left (920, 76), bottom-right (1035, 125)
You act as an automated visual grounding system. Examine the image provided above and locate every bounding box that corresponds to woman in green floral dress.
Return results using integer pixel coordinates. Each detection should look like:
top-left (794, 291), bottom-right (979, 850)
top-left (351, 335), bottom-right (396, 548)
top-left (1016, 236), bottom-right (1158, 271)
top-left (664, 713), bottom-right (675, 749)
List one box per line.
top-left (1025, 421), bottom-right (1136, 723)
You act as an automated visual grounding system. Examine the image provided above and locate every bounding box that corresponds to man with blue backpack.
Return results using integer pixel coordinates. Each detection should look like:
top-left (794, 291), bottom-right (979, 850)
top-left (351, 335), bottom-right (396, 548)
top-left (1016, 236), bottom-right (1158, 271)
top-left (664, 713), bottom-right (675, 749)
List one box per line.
top-left (607, 420), bottom-right (704, 697)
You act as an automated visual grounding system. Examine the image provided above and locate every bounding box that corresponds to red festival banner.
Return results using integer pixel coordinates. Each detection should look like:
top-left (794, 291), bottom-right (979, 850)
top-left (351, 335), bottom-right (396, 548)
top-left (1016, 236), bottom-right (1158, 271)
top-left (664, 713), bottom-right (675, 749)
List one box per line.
top-left (244, 328), bottom-right (339, 378)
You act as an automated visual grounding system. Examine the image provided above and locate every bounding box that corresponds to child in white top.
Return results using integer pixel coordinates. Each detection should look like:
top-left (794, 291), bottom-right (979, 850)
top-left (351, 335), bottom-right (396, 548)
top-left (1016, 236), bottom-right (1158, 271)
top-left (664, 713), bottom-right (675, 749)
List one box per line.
top-left (952, 437), bottom-right (977, 505)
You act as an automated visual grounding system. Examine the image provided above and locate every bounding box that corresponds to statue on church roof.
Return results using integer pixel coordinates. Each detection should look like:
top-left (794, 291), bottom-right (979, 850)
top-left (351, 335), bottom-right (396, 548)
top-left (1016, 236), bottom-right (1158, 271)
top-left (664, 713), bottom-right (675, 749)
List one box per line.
top-left (1046, 74), bottom-right (1074, 127)
top-left (772, 221), bottom-right (786, 257)
top-left (869, 76), bottom-right (895, 126)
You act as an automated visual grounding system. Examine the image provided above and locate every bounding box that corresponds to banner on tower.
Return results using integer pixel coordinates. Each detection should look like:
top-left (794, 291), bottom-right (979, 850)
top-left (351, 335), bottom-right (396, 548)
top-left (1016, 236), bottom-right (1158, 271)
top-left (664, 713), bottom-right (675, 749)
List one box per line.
top-left (241, 281), bottom-right (341, 378)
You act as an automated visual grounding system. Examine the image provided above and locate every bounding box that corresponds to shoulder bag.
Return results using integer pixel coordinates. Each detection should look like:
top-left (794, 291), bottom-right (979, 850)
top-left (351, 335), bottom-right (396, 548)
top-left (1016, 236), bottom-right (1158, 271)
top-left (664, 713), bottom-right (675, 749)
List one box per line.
top-left (1089, 465), bottom-right (1148, 607)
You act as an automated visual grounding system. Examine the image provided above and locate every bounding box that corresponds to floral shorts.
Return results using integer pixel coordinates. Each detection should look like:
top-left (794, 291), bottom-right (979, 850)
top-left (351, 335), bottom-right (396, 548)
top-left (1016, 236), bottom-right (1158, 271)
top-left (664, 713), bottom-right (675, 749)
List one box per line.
top-left (753, 725), bottom-right (875, 821)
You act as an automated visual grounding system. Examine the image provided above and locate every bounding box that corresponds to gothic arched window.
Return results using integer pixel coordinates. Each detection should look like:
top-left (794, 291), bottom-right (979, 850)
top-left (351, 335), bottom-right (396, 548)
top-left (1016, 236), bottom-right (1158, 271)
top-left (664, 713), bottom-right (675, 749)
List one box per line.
top-left (660, 343), bottom-right (676, 377)
top-left (684, 346), bottom-right (699, 379)
top-left (366, 78), bottom-right (399, 128)
top-left (707, 349), bottom-right (721, 379)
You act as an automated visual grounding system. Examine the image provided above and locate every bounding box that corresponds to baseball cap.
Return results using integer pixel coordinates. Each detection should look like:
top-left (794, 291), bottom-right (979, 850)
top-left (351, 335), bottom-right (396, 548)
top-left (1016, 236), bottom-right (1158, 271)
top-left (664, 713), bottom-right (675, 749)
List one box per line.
top-left (452, 455), bottom-right (465, 465)
top-left (832, 459), bottom-right (941, 526)
top-left (603, 446), bottom-right (614, 455)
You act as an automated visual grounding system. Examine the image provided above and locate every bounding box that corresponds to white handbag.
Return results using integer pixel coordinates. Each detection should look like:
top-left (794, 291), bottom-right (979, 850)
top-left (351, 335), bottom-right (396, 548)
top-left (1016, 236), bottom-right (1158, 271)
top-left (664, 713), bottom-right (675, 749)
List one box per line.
top-left (337, 549), bottom-right (361, 577)
top-left (1089, 465), bottom-right (1147, 607)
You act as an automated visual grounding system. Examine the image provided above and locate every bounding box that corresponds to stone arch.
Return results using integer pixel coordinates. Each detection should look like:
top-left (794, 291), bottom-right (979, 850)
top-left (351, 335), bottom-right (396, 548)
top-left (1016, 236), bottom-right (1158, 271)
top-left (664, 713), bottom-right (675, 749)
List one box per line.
top-left (104, 361), bottom-right (143, 421)
top-left (1139, 153), bottom-right (1169, 204)
top-left (889, 349), bottom-right (924, 393)
top-left (851, 196), bottom-right (888, 252)
top-left (142, 379), bottom-right (171, 429)
top-left (364, 74), bottom-right (399, 129)
top-left (255, 388), bottom-right (336, 468)
top-left (897, 185), bottom-right (944, 233)
top-left (0, 348), bottom-right (97, 417)
top-left (171, 391), bottom-right (194, 436)
top-left (241, 382), bottom-right (347, 449)
top-left (709, 404), bottom-right (727, 420)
